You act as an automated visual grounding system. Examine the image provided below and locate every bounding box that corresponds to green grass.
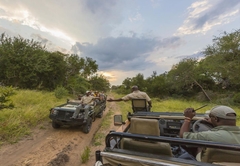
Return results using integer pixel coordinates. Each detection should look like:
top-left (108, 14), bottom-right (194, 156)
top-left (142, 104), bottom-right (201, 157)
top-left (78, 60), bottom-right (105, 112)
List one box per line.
top-left (1, 90), bottom-right (240, 147)
top-left (93, 109), bottom-right (114, 146)
top-left (109, 92), bottom-right (240, 126)
top-left (0, 89), bottom-right (67, 145)
top-left (81, 146), bottom-right (91, 163)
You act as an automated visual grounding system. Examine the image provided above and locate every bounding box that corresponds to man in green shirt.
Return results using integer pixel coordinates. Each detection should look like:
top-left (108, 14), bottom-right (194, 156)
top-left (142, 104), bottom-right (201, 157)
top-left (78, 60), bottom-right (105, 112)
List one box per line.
top-left (179, 105), bottom-right (240, 161)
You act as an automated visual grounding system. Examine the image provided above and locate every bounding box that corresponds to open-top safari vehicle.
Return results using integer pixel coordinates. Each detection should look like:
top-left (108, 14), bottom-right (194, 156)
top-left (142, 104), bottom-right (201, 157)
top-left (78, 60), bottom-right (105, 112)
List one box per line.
top-left (49, 97), bottom-right (106, 133)
top-left (95, 99), bottom-right (240, 165)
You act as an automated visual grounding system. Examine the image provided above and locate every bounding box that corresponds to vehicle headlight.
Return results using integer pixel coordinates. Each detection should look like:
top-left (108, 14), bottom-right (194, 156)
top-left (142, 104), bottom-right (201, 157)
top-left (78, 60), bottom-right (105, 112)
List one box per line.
top-left (51, 109), bottom-right (58, 115)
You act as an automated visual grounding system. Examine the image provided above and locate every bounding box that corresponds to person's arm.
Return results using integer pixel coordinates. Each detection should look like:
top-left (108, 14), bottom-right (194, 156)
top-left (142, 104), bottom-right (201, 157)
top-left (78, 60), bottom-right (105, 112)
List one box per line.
top-left (148, 100), bottom-right (152, 107)
top-left (179, 108), bottom-right (196, 138)
top-left (107, 98), bottom-right (123, 102)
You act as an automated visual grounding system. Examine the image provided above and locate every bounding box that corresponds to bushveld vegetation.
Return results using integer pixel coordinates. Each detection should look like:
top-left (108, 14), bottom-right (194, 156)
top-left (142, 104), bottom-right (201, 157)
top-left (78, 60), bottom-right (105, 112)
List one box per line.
top-left (0, 33), bottom-right (110, 95)
top-left (0, 89), bottom-right (67, 145)
top-left (111, 93), bottom-right (240, 126)
top-left (113, 29), bottom-right (240, 105)
top-left (1, 29), bottom-right (240, 146)
top-left (81, 146), bottom-right (91, 163)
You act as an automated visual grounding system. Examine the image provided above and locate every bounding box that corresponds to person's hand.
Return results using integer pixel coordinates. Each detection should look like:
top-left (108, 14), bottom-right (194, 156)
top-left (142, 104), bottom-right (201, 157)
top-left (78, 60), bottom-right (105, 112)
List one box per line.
top-left (184, 108), bottom-right (196, 119)
top-left (203, 117), bottom-right (212, 124)
top-left (107, 98), bottom-right (113, 102)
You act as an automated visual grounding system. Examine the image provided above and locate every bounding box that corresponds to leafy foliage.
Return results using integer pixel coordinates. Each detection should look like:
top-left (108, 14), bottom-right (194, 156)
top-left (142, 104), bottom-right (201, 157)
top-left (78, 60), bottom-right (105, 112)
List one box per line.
top-left (81, 146), bottom-right (91, 163)
top-left (0, 33), bottom-right (110, 93)
top-left (113, 29), bottom-right (240, 101)
top-left (88, 74), bottom-right (110, 92)
top-left (0, 86), bottom-right (15, 110)
top-left (233, 93), bottom-right (240, 104)
top-left (54, 86), bottom-right (69, 99)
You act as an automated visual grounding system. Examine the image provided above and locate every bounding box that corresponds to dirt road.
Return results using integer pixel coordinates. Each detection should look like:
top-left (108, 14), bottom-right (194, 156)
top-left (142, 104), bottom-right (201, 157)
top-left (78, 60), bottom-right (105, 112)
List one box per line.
top-left (0, 102), bottom-right (120, 166)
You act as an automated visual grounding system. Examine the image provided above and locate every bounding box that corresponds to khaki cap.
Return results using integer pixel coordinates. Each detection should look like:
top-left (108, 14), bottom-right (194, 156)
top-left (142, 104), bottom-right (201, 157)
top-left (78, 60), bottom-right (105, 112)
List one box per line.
top-left (210, 105), bottom-right (236, 120)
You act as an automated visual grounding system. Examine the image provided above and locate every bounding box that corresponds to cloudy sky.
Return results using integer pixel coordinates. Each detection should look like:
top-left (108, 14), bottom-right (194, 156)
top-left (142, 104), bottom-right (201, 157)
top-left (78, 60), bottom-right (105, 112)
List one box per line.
top-left (0, 0), bottom-right (240, 85)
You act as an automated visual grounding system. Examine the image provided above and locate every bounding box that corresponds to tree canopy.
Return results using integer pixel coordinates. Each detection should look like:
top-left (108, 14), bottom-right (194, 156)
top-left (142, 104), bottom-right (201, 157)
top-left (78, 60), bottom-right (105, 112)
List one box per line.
top-left (0, 33), bottom-right (110, 93)
top-left (113, 29), bottom-right (240, 103)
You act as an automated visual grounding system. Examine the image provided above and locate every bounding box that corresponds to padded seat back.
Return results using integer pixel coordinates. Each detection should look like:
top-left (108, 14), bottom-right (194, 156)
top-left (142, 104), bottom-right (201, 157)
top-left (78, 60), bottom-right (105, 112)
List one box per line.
top-left (201, 148), bottom-right (240, 164)
top-left (132, 99), bottom-right (148, 112)
top-left (129, 118), bottom-right (160, 136)
top-left (121, 118), bottom-right (172, 156)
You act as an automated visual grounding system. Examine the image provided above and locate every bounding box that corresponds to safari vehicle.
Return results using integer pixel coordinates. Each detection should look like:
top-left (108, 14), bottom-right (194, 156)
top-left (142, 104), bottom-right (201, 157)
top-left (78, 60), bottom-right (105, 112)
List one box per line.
top-left (49, 98), bottom-right (106, 133)
top-left (95, 99), bottom-right (240, 166)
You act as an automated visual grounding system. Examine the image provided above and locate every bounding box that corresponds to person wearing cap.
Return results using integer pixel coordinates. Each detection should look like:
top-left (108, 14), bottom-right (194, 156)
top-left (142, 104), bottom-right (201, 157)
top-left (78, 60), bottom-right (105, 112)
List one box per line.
top-left (107, 85), bottom-right (152, 110)
top-left (71, 91), bottom-right (99, 122)
top-left (179, 105), bottom-right (240, 161)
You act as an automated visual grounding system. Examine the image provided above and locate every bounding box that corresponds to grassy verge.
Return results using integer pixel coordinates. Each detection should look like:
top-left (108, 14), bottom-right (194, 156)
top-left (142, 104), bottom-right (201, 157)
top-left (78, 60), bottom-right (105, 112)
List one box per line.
top-left (109, 92), bottom-right (240, 125)
top-left (1, 90), bottom-right (240, 147)
top-left (0, 89), bottom-right (67, 145)
top-left (93, 109), bottom-right (114, 146)
top-left (81, 146), bottom-right (91, 163)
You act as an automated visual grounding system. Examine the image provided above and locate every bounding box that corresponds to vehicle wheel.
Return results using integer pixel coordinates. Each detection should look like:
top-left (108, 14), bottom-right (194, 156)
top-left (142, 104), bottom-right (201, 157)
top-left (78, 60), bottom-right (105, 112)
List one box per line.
top-left (92, 113), bottom-right (96, 122)
top-left (97, 111), bottom-right (103, 118)
top-left (52, 121), bottom-right (61, 129)
top-left (82, 117), bottom-right (92, 134)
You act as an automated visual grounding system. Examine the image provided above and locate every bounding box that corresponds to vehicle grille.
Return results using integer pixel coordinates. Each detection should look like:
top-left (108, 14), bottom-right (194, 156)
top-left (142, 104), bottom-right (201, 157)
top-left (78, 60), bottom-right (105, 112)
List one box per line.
top-left (57, 111), bottom-right (73, 120)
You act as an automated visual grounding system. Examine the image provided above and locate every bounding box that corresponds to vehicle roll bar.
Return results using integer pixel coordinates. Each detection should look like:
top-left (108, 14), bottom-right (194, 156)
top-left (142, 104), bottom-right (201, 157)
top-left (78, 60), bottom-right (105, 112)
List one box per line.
top-left (105, 132), bottom-right (240, 151)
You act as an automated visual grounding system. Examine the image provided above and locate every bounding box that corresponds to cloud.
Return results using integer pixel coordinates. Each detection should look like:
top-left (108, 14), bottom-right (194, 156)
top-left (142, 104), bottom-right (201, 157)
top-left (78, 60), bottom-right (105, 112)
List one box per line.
top-left (0, 0), bottom-right (125, 44)
top-left (31, 33), bottom-right (68, 53)
top-left (71, 35), bottom-right (181, 71)
top-left (176, 0), bottom-right (240, 35)
top-left (175, 51), bottom-right (204, 59)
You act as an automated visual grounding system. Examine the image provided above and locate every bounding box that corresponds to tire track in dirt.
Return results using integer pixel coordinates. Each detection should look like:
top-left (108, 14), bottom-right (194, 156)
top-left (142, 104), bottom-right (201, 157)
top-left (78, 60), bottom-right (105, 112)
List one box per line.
top-left (0, 101), bottom-right (120, 166)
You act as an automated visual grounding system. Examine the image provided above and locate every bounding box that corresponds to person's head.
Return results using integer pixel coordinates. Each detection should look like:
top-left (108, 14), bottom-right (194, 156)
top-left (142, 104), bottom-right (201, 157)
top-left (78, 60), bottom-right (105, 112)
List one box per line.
top-left (131, 85), bottom-right (138, 92)
top-left (86, 91), bottom-right (91, 96)
top-left (209, 105), bottom-right (236, 126)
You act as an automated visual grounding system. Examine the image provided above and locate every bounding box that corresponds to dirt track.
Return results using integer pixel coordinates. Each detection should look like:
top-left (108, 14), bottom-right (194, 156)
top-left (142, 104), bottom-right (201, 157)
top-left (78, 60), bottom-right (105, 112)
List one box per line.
top-left (0, 102), bottom-right (120, 166)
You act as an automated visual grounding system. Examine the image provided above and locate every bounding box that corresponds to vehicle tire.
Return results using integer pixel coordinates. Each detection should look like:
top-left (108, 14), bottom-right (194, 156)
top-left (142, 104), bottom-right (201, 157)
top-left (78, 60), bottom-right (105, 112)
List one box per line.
top-left (52, 121), bottom-right (61, 129)
top-left (92, 113), bottom-right (96, 122)
top-left (97, 111), bottom-right (103, 118)
top-left (82, 117), bottom-right (92, 134)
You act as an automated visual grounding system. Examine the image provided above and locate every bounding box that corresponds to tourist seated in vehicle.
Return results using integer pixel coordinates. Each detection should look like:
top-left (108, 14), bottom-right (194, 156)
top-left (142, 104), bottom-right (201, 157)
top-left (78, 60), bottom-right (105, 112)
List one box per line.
top-left (107, 85), bottom-right (152, 111)
top-left (77, 94), bottom-right (83, 100)
top-left (179, 105), bottom-right (240, 163)
top-left (71, 91), bottom-right (99, 122)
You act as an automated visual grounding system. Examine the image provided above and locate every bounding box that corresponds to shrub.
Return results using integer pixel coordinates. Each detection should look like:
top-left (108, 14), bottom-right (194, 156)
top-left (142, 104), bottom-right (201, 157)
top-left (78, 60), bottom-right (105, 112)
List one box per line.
top-left (233, 93), bottom-right (240, 104)
top-left (54, 86), bottom-right (68, 99)
top-left (81, 146), bottom-right (90, 163)
top-left (0, 86), bottom-right (15, 110)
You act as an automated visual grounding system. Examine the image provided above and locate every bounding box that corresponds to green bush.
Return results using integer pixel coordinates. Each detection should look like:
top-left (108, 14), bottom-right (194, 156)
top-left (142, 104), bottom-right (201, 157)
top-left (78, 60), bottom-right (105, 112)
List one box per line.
top-left (233, 93), bottom-right (240, 104)
top-left (0, 86), bottom-right (15, 110)
top-left (54, 86), bottom-right (68, 99)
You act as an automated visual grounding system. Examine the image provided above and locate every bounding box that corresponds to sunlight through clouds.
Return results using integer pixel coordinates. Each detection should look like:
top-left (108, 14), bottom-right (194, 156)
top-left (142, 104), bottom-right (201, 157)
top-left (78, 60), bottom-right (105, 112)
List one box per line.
top-left (176, 0), bottom-right (240, 35)
top-left (0, 0), bottom-right (240, 85)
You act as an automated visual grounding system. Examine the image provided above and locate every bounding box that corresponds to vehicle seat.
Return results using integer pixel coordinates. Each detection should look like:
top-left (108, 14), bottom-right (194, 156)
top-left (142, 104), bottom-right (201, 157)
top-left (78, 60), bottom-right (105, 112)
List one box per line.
top-left (131, 99), bottom-right (149, 112)
top-left (120, 118), bottom-right (172, 156)
top-left (200, 148), bottom-right (240, 164)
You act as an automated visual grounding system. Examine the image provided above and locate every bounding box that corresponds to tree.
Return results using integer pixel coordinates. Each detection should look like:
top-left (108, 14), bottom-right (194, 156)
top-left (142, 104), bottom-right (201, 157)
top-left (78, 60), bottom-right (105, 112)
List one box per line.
top-left (146, 73), bottom-right (169, 98)
top-left (167, 58), bottom-right (197, 93)
top-left (202, 29), bottom-right (240, 90)
top-left (131, 73), bottom-right (146, 91)
top-left (80, 57), bottom-right (98, 78)
top-left (0, 34), bottom-right (67, 90)
top-left (88, 74), bottom-right (110, 92)
top-left (66, 75), bottom-right (90, 95)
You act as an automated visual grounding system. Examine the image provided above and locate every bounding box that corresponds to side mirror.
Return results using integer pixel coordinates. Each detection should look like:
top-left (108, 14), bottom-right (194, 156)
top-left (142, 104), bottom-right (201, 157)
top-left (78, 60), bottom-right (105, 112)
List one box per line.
top-left (114, 115), bottom-right (123, 125)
